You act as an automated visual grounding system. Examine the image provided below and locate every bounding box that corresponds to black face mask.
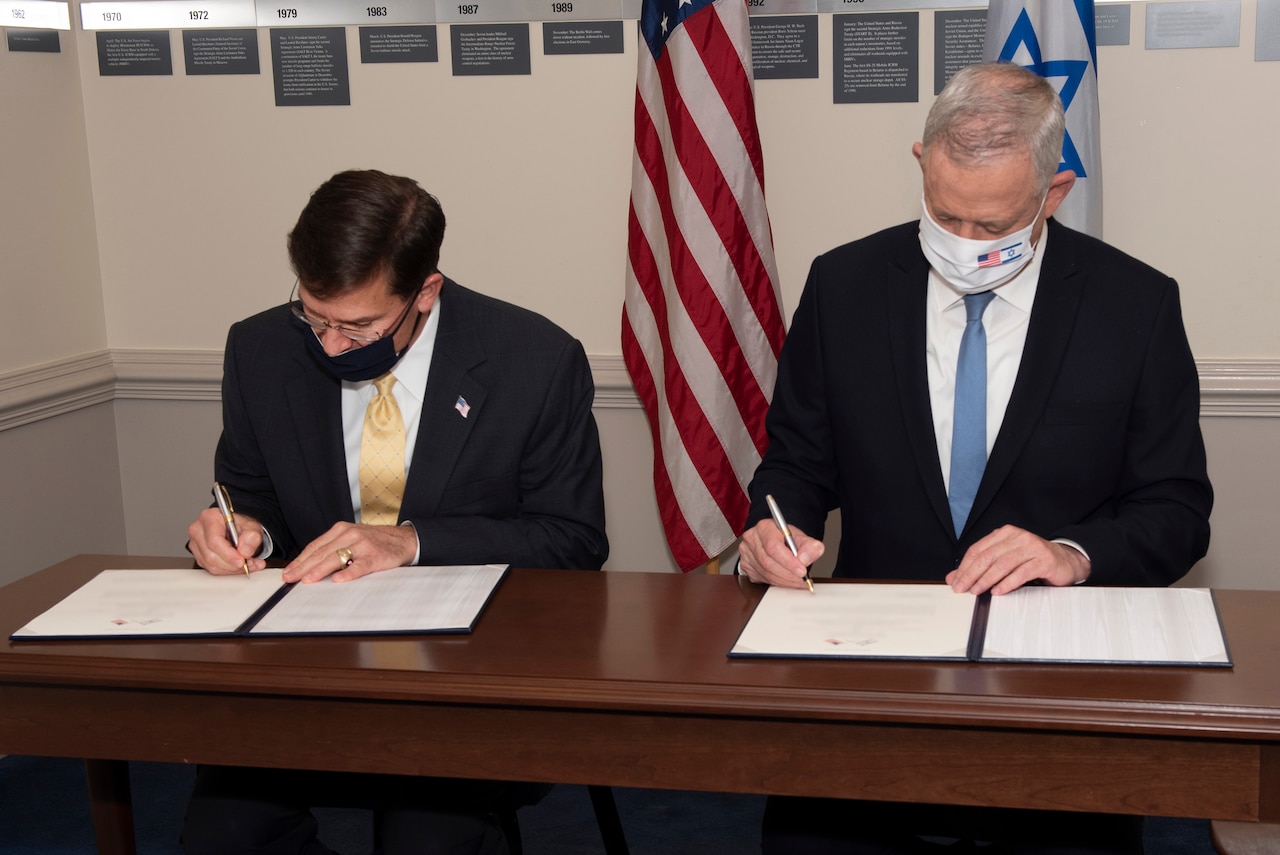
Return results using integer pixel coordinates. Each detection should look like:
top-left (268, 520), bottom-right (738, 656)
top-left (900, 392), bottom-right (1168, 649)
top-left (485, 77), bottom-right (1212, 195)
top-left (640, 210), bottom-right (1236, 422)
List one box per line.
top-left (299, 297), bottom-right (421, 382)
top-left (304, 330), bottom-right (406, 381)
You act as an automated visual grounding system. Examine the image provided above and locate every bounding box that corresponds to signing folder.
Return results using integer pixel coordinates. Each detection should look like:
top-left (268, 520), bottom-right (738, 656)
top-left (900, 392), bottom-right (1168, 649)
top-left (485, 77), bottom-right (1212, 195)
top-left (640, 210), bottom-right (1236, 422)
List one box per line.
top-left (729, 583), bottom-right (1231, 666)
top-left (10, 564), bottom-right (508, 640)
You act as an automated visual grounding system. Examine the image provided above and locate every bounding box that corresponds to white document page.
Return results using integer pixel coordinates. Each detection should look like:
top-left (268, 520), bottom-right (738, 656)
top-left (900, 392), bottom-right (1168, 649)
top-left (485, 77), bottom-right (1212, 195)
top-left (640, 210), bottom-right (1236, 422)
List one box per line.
top-left (248, 564), bottom-right (507, 635)
top-left (981, 586), bottom-right (1230, 664)
top-left (11, 567), bottom-right (286, 638)
top-left (730, 583), bottom-right (978, 659)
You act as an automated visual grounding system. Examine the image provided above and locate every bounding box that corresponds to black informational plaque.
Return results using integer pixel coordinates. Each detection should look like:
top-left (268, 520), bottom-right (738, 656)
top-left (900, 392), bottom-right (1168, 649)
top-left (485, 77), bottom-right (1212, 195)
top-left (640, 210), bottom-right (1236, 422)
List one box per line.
top-left (96, 30), bottom-right (174, 76)
top-left (749, 15), bottom-right (818, 80)
top-left (832, 12), bottom-right (917, 104)
top-left (1095, 4), bottom-right (1131, 46)
top-left (450, 23), bottom-right (531, 76)
top-left (1259, 0), bottom-right (1280, 60)
top-left (360, 25), bottom-right (438, 63)
top-left (542, 20), bottom-right (623, 55)
top-left (270, 27), bottom-right (350, 106)
top-left (183, 28), bottom-right (260, 75)
top-left (7, 28), bottom-right (61, 53)
top-left (933, 10), bottom-right (984, 95)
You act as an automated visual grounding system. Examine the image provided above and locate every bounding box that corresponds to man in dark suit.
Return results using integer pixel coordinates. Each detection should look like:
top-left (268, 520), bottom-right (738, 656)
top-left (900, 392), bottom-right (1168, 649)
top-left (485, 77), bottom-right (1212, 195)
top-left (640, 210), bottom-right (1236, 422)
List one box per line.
top-left (737, 63), bottom-right (1211, 854)
top-left (184, 169), bottom-right (608, 854)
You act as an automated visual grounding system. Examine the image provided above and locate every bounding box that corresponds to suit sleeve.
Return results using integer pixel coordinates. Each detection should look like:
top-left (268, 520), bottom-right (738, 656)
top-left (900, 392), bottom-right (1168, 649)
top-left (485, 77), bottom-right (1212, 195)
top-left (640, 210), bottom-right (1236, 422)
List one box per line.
top-left (212, 322), bottom-right (296, 557)
top-left (744, 258), bottom-right (841, 541)
top-left (406, 339), bottom-right (609, 571)
top-left (1054, 281), bottom-right (1213, 586)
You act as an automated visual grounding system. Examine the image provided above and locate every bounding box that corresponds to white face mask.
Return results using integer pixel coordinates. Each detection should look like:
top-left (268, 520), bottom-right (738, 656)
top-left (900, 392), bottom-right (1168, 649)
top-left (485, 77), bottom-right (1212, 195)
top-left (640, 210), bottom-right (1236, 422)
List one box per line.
top-left (918, 193), bottom-right (1046, 294)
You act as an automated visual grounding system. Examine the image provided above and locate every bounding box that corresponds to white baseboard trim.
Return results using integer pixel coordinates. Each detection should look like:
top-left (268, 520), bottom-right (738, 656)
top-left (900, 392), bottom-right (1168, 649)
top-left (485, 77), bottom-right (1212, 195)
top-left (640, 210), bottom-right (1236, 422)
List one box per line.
top-left (0, 351), bottom-right (1277, 430)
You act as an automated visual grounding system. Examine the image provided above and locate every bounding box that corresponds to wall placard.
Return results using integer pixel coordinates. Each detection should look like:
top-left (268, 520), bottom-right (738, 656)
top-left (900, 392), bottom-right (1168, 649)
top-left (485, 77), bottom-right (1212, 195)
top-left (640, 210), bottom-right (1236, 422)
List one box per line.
top-left (96, 29), bottom-right (173, 74)
top-left (542, 20), bottom-right (623, 54)
top-left (359, 24), bottom-right (438, 61)
top-left (749, 14), bottom-right (817, 79)
top-left (1095, 3), bottom-right (1130, 46)
top-left (270, 26), bottom-right (350, 104)
top-left (1145, 0), bottom-right (1239, 49)
top-left (82, 0), bottom-right (254, 30)
top-left (4, 0), bottom-right (70, 30)
top-left (449, 21), bottom-right (530, 74)
top-left (184, 27), bottom-right (260, 73)
top-left (933, 9), bottom-right (983, 95)
top-left (7, 27), bottom-right (61, 49)
top-left (1260, 0), bottom-right (1280, 60)
top-left (833, 11), bottom-right (918, 104)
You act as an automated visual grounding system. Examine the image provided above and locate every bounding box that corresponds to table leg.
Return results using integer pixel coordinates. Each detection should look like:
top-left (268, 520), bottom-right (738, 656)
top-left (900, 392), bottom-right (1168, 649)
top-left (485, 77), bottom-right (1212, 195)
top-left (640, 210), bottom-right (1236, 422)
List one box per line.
top-left (85, 758), bottom-right (137, 855)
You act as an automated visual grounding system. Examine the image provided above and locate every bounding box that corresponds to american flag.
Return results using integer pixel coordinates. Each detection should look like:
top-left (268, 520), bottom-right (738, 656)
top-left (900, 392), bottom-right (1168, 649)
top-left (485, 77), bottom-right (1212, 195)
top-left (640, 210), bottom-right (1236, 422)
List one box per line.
top-left (622, 0), bottom-right (786, 572)
top-left (977, 243), bottom-right (1021, 268)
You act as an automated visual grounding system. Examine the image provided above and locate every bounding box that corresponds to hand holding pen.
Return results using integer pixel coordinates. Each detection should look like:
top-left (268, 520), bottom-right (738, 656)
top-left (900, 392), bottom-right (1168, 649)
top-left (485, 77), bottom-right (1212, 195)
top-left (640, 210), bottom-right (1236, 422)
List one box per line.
top-left (213, 482), bottom-right (252, 578)
top-left (765, 494), bottom-right (814, 593)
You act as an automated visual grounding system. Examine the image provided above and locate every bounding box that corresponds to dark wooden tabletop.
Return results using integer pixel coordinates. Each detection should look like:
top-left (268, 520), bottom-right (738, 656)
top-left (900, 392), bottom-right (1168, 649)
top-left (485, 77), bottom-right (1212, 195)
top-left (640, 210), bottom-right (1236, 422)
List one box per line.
top-left (3, 554), bottom-right (1280, 741)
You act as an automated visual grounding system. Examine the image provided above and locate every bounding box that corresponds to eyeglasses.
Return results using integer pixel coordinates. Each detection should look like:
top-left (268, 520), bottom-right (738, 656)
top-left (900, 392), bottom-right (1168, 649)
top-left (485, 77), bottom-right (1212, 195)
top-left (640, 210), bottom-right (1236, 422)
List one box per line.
top-left (288, 282), bottom-right (416, 343)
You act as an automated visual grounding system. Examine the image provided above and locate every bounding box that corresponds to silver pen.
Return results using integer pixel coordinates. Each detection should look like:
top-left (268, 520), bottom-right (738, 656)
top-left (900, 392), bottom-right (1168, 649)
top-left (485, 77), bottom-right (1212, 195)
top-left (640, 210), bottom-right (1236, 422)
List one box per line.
top-left (213, 482), bottom-right (251, 578)
top-left (765, 494), bottom-right (814, 593)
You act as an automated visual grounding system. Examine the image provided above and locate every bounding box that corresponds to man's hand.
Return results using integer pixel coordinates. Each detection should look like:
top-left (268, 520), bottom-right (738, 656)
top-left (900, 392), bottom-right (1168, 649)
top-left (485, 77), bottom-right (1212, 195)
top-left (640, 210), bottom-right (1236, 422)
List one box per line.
top-left (947, 525), bottom-right (1091, 595)
top-left (738, 518), bottom-right (824, 588)
top-left (283, 522), bottom-right (418, 584)
top-left (188, 507), bottom-right (267, 575)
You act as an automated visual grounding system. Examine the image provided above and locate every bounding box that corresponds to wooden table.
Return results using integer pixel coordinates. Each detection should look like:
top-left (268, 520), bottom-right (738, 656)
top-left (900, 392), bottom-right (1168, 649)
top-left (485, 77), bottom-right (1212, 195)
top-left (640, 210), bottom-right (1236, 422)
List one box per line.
top-left (2, 555), bottom-right (1279, 854)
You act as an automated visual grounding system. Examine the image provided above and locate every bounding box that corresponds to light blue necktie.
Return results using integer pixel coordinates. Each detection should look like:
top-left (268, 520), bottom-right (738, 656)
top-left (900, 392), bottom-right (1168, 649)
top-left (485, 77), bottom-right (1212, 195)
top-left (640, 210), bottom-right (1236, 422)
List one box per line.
top-left (948, 291), bottom-right (996, 537)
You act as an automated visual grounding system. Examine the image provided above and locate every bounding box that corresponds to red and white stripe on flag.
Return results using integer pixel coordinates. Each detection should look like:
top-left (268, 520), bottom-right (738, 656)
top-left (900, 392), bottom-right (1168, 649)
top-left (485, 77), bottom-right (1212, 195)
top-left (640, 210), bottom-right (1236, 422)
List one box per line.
top-left (622, 0), bottom-right (786, 572)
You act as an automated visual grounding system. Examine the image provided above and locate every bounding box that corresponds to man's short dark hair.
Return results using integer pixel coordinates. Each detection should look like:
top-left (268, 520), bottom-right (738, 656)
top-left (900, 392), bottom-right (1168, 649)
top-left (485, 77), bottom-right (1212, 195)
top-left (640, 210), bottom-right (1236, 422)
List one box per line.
top-left (287, 169), bottom-right (446, 299)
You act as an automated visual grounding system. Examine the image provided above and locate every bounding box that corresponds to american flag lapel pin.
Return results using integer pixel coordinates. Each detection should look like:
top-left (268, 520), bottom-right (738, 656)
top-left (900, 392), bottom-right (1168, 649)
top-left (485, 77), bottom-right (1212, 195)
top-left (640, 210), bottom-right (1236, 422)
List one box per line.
top-left (455, 395), bottom-right (471, 418)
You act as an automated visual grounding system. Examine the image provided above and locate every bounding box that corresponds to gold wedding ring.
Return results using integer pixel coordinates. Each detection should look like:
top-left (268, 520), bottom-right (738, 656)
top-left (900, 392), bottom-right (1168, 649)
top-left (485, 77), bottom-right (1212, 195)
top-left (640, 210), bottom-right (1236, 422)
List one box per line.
top-left (336, 547), bottom-right (354, 568)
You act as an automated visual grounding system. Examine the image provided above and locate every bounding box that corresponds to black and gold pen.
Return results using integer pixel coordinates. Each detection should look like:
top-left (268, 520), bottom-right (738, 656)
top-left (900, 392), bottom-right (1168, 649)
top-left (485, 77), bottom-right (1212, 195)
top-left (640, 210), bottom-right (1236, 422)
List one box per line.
top-left (213, 482), bottom-right (251, 579)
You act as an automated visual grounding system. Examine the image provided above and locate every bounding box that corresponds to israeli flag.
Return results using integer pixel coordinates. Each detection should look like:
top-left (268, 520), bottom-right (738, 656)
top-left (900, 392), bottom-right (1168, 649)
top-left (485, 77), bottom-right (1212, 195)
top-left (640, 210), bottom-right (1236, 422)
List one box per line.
top-left (985, 0), bottom-right (1103, 238)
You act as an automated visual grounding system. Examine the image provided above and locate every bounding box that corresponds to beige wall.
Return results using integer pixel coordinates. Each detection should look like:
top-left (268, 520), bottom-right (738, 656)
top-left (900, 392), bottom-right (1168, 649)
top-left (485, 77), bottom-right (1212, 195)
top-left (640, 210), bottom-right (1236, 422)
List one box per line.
top-left (0, 26), bottom-right (125, 584)
top-left (3, 3), bottom-right (1280, 588)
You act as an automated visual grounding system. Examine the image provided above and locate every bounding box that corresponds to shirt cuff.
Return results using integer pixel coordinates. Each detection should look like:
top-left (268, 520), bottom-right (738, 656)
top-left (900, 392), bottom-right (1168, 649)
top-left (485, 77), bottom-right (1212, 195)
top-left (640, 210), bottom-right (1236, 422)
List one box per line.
top-left (401, 520), bottom-right (421, 565)
top-left (1051, 538), bottom-right (1090, 584)
top-left (258, 527), bottom-right (275, 559)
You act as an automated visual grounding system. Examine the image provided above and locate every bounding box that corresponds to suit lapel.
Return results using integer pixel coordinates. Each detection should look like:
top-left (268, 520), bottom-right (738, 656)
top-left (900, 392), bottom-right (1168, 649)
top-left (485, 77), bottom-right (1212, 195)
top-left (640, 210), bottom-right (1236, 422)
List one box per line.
top-left (400, 282), bottom-right (488, 519)
top-left (887, 249), bottom-right (955, 538)
top-left (970, 220), bottom-right (1083, 526)
top-left (284, 354), bottom-right (354, 523)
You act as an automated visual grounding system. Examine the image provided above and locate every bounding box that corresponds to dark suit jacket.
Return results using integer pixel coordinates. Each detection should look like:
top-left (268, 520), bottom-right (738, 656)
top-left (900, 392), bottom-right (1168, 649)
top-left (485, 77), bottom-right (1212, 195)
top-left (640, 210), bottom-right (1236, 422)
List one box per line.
top-left (746, 219), bottom-right (1212, 585)
top-left (213, 278), bottom-right (609, 570)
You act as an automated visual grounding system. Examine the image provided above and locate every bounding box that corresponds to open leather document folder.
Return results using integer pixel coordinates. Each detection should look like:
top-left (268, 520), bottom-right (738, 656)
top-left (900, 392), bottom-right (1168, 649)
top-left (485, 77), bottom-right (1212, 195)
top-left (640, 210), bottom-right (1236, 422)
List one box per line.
top-left (729, 583), bottom-right (1231, 666)
top-left (10, 564), bottom-right (508, 640)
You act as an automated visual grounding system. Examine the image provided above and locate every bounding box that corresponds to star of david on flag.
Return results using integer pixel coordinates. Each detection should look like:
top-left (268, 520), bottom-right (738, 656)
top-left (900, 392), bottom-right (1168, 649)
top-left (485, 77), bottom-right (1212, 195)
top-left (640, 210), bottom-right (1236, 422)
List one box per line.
top-left (984, 0), bottom-right (1104, 237)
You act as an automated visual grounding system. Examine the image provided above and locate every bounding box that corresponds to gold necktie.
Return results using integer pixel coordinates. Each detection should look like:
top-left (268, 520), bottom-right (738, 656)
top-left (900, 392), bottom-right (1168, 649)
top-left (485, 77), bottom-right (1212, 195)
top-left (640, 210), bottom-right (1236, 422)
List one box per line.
top-left (359, 372), bottom-right (406, 526)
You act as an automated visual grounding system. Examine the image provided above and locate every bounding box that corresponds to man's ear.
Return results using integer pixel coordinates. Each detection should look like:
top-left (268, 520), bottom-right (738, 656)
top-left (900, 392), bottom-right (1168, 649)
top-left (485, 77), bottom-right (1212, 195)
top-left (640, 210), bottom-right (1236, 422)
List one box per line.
top-left (416, 272), bottom-right (445, 314)
top-left (1042, 169), bottom-right (1077, 221)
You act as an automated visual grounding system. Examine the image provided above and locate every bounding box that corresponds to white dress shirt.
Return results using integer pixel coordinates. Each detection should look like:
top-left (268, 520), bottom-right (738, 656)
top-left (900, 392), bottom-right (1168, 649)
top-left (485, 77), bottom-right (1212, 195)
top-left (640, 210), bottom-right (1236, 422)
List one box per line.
top-left (340, 296), bottom-right (441, 519)
top-left (926, 231), bottom-right (1047, 494)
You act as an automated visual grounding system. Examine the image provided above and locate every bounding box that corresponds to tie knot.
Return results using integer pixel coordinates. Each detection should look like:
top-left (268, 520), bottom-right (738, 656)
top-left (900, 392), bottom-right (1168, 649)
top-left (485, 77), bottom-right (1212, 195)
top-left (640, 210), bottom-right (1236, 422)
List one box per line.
top-left (374, 373), bottom-right (397, 395)
top-left (964, 291), bottom-right (996, 322)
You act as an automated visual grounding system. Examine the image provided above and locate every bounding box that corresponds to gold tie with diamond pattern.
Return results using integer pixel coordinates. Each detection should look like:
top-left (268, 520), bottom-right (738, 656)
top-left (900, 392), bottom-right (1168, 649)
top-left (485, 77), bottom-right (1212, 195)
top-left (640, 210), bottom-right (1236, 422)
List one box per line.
top-left (359, 372), bottom-right (406, 526)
